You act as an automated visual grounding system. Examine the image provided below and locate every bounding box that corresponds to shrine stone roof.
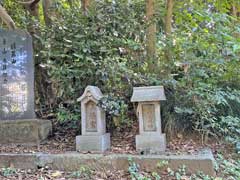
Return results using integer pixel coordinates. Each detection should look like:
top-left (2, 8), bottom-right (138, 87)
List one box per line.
top-left (131, 86), bottom-right (166, 102)
top-left (77, 86), bottom-right (103, 102)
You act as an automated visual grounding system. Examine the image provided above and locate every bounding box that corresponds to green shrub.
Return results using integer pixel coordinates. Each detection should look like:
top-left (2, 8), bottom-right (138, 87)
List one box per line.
top-left (158, 2), bottom-right (240, 142)
top-left (38, 1), bottom-right (146, 124)
top-left (34, 0), bottom-right (240, 142)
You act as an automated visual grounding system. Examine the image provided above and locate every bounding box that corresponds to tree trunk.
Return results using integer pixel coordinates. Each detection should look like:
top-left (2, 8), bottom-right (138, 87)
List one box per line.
top-left (42, 0), bottom-right (52, 26)
top-left (232, 5), bottom-right (237, 17)
top-left (19, 0), bottom-right (41, 17)
top-left (81, 0), bottom-right (92, 15)
top-left (0, 4), bottom-right (16, 30)
top-left (165, 0), bottom-right (174, 36)
top-left (164, 0), bottom-right (174, 74)
top-left (146, 0), bottom-right (156, 72)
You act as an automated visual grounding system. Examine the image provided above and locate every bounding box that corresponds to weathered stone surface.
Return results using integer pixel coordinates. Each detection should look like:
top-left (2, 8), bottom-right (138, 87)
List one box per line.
top-left (0, 29), bottom-right (35, 120)
top-left (38, 120), bottom-right (53, 141)
top-left (77, 86), bottom-right (106, 136)
top-left (85, 100), bottom-right (97, 132)
top-left (131, 86), bottom-right (166, 102)
top-left (0, 149), bottom-right (216, 176)
top-left (136, 134), bottom-right (166, 153)
top-left (39, 149), bottom-right (215, 176)
top-left (76, 133), bottom-right (110, 152)
top-left (135, 101), bottom-right (166, 152)
top-left (77, 86), bottom-right (103, 102)
top-left (0, 154), bottom-right (37, 169)
top-left (76, 86), bottom-right (110, 152)
top-left (131, 86), bottom-right (167, 153)
top-left (142, 104), bottom-right (156, 131)
top-left (0, 119), bottom-right (52, 145)
top-left (138, 102), bottom-right (163, 135)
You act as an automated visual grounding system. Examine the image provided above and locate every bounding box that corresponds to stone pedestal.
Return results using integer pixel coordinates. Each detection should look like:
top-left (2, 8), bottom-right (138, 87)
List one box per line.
top-left (136, 133), bottom-right (166, 153)
top-left (76, 133), bottom-right (110, 152)
top-left (0, 119), bottom-right (52, 145)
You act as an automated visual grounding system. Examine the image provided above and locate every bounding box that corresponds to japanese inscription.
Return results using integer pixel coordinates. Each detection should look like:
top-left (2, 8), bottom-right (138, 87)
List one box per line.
top-left (85, 100), bottom-right (97, 132)
top-left (142, 104), bottom-right (157, 132)
top-left (0, 29), bottom-right (35, 120)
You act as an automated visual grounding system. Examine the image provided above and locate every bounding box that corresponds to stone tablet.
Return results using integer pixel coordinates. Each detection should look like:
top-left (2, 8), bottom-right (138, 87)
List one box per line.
top-left (86, 100), bottom-right (97, 132)
top-left (142, 104), bottom-right (156, 131)
top-left (0, 29), bottom-right (35, 120)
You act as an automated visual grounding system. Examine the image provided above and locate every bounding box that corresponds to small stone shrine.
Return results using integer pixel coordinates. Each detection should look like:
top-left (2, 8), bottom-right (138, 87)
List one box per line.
top-left (0, 29), bottom-right (52, 145)
top-left (76, 86), bottom-right (110, 152)
top-left (131, 86), bottom-right (166, 153)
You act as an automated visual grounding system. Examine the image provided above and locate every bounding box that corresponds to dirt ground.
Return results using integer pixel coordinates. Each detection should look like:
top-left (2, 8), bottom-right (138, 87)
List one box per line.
top-left (0, 121), bottom-right (236, 180)
top-left (0, 121), bottom-right (224, 155)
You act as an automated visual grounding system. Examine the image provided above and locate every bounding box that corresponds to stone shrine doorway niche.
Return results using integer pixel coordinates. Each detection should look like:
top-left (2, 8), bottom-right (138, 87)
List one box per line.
top-left (142, 103), bottom-right (157, 132)
top-left (85, 100), bottom-right (97, 132)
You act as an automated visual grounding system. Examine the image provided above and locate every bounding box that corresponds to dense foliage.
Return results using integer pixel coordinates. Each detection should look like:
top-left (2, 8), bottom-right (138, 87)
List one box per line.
top-left (1, 0), bottom-right (240, 143)
top-left (159, 1), bottom-right (240, 142)
top-left (38, 1), bottom-right (146, 128)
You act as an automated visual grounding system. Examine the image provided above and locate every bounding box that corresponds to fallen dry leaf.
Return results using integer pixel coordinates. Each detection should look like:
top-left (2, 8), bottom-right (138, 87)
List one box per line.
top-left (51, 170), bottom-right (63, 177)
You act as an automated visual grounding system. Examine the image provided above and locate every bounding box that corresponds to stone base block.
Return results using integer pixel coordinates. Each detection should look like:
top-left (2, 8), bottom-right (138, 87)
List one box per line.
top-left (76, 133), bottom-right (110, 152)
top-left (0, 149), bottom-right (215, 176)
top-left (136, 133), bottom-right (166, 154)
top-left (0, 119), bottom-right (52, 145)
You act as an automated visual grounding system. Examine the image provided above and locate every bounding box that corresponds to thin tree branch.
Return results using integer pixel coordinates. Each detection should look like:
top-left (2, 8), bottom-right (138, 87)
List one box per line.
top-left (0, 4), bottom-right (16, 30)
top-left (18, 0), bottom-right (41, 9)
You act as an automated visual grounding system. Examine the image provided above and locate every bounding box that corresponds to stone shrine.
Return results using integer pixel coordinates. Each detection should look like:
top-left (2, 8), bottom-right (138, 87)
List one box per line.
top-left (76, 86), bottom-right (110, 152)
top-left (131, 86), bottom-right (166, 153)
top-left (0, 29), bottom-right (52, 145)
